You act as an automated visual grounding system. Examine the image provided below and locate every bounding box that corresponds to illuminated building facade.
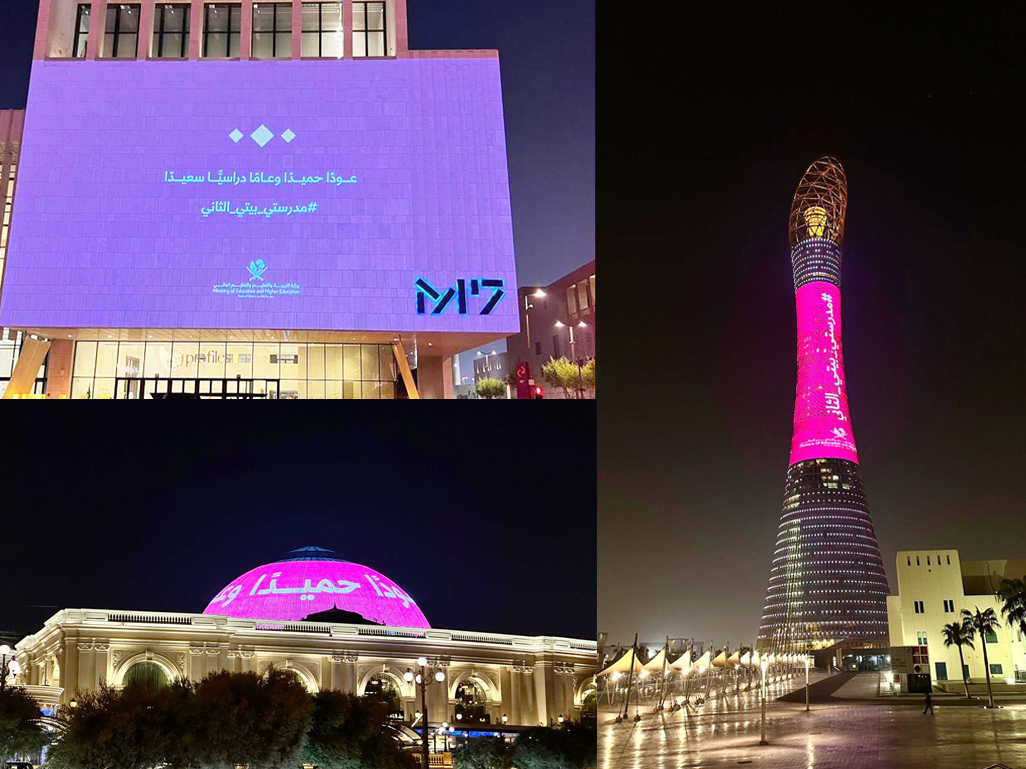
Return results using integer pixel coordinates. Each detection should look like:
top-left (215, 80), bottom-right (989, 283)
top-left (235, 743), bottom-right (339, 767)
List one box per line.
top-left (886, 550), bottom-right (1026, 692)
top-left (12, 548), bottom-right (596, 736)
top-left (757, 157), bottom-right (889, 653)
top-left (0, 0), bottom-right (519, 399)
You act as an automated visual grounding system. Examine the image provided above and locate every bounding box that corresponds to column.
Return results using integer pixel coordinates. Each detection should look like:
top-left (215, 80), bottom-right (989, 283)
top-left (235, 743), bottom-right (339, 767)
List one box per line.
top-left (61, 641), bottom-right (79, 703)
top-left (500, 667), bottom-right (514, 725)
top-left (138, 0), bottom-right (154, 57)
top-left (520, 670), bottom-right (536, 725)
top-left (342, 0), bottom-right (352, 59)
top-left (46, 339), bottom-right (74, 399)
top-left (417, 355), bottom-right (454, 400)
top-left (95, 645), bottom-right (109, 686)
top-left (291, 0), bottom-right (301, 57)
top-left (77, 644), bottom-right (95, 693)
top-left (240, 0), bottom-right (253, 58)
top-left (87, 0), bottom-right (108, 59)
top-left (533, 663), bottom-right (550, 725)
top-left (189, 0), bottom-right (203, 58)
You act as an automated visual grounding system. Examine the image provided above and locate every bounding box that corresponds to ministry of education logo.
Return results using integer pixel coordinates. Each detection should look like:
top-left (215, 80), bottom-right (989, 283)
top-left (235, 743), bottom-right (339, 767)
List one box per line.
top-left (248, 259), bottom-right (268, 282)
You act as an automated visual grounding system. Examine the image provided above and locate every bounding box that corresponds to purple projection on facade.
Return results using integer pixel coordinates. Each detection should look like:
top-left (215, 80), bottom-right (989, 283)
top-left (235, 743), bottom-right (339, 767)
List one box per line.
top-left (0, 59), bottom-right (517, 333)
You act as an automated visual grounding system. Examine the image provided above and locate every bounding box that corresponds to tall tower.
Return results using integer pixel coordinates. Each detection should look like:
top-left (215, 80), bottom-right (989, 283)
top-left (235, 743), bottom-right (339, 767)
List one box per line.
top-left (757, 156), bottom-right (889, 653)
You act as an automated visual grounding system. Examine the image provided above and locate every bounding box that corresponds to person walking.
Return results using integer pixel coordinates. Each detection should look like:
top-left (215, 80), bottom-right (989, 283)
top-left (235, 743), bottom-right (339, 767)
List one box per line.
top-left (923, 691), bottom-right (934, 715)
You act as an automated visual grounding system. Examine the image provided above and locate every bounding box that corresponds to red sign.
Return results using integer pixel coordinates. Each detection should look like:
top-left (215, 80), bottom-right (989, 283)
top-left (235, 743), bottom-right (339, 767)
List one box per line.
top-left (515, 361), bottom-right (532, 400)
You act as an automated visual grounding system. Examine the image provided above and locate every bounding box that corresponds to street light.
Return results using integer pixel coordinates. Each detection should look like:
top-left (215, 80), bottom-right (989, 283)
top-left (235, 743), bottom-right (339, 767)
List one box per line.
top-left (759, 660), bottom-right (769, 746)
top-left (405, 657), bottom-right (446, 769)
top-left (553, 320), bottom-right (588, 363)
top-left (804, 657), bottom-right (811, 712)
top-left (523, 289), bottom-right (546, 348)
top-left (0, 644), bottom-right (21, 694)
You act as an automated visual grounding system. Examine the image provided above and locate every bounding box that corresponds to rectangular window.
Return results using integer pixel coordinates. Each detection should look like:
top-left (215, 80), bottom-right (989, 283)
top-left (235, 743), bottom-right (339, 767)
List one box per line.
top-left (552, 335), bottom-right (560, 360)
top-left (104, 4), bottom-right (140, 58)
top-left (914, 600), bottom-right (924, 614)
top-left (153, 4), bottom-right (190, 58)
top-left (990, 663), bottom-right (1003, 675)
top-left (73, 4), bottom-right (91, 57)
top-left (203, 3), bottom-right (242, 57)
top-left (917, 631), bottom-right (927, 645)
top-left (567, 285), bottom-right (578, 317)
top-left (534, 341), bottom-right (541, 356)
top-left (589, 274), bottom-right (596, 307)
top-left (301, 2), bottom-right (343, 57)
top-left (927, 556), bottom-right (931, 566)
top-left (352, 1), bottom-right (385, 57)
top-left (947, 555), bottom-right (951, 565)
top-left (985, 628), bottom-right (998, 644)
top-left (577, 280), bottom-right (590, 313)
top-left (907, 556), bottom-right (911, 566)
top-left (252, 3), bottom-right (292, 59)
top-left (916, 556), bottom-right (920, 566)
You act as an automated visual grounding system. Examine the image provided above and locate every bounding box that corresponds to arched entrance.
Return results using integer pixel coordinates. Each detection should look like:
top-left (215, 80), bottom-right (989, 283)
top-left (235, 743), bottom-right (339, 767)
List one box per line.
top-left (453, 677), bottom-right (490, 725)
top-left (363, 673), bottom-right (406, 721)
top-left (122, 661), bottom-right (170, 689)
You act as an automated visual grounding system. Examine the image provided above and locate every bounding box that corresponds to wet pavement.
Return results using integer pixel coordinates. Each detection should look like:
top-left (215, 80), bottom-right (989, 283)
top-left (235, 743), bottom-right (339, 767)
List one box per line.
top-left (600, 673), bottom-right (1026, 768)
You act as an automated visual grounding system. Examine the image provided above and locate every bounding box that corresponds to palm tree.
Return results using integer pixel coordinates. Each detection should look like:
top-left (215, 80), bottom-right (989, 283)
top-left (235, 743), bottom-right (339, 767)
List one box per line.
top-left (962, 607), bottom-right (1000, 708)
top-left (997, 577), bottom-right (1026, 635)
top-left (940, 621), bottom-right (974, 698)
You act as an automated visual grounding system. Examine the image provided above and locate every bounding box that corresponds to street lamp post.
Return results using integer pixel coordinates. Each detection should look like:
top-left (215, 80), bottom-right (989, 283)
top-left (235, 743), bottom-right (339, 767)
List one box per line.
top-left (804, 657), bottom-right (811, 712)
top-left (553, 320), bottom-right (588, 363)
top-left (759, 660), bottom-right (769, 746)
top-left (0, 645), bottom-right (22, 694)
top-left (405, 657), bottom-right (447, 769)
top-left (524, 289), bottom-right (545, 349)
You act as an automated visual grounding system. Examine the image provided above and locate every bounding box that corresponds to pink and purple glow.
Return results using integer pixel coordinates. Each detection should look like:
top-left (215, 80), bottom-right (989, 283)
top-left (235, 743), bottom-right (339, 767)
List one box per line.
top-left (0, 59), bottom-right (517, 333)
top-left (202, 559), bottom-right (430, 627)
top-left (789, 281), bottom-right (859, 465)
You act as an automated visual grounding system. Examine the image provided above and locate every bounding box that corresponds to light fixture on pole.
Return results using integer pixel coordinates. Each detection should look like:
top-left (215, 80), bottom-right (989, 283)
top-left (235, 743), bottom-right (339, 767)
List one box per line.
top-left (523, 289), bottom-right (545, 348)
top-left (759, 659), bottom-right (769, 746)
top-left (0, 645), bottom-right (21, 695)
top-left (804, 657), bottom-right (811, 712)
top-left (405, 656), bottom-right (447, 769)
top-left (553, 320), bottom-right (587, 363)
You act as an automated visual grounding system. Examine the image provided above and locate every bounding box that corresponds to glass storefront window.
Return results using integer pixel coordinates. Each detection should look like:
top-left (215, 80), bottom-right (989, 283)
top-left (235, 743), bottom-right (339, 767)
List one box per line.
top-left (343, 344), bottom-right (362, 380)
top-left (69, 340), bottom-right (397, 398)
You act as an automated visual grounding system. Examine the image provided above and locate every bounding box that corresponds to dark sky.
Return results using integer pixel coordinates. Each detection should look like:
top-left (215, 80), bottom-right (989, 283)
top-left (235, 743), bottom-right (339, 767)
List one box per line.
top-left (599, 4), bottom-right (1026, 648)
top-left (0, 0), bottom-right (594, 288)
top-left (0, 409), bottom-right (595, 645)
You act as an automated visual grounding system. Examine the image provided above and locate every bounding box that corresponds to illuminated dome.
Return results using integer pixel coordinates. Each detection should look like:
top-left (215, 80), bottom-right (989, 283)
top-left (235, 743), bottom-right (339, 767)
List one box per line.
top-left (202, 547), bottom-right (430, 628)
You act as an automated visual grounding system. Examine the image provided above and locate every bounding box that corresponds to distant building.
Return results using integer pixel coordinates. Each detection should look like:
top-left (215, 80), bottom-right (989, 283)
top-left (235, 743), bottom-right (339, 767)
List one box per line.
top-left (886, 550), bottom-right (1026, 692)
top-left (506, 261), bottom-right (594, 399)
top-left (473, 352), bottom-right (508, 384)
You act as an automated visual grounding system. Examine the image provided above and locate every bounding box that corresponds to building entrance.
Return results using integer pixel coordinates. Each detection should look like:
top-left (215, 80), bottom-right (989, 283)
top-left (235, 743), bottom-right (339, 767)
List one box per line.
top-left (114, 376), bottom-right (281, 399)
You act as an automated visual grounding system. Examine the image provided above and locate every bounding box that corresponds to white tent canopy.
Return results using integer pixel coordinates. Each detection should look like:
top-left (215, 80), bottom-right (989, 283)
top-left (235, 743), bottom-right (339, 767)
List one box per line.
top-left (643, 647), bottom-right (668, 672)
top-left (598, 649), bottom-right (646, 678)
top-left (668, 650), bottom-right (692, 671)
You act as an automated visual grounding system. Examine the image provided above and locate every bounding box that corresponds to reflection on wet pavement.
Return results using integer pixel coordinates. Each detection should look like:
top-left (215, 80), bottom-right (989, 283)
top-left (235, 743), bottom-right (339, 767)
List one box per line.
top-left (600, 673), bottom-right (1026, 768)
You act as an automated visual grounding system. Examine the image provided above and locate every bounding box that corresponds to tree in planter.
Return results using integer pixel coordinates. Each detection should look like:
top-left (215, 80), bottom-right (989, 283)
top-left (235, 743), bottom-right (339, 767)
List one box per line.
top-left (961, 607), bottom-right (1001, 708)
top-left (302, 690), bottom-right (416, 769)
top-left (476, 377), bottom-right (507, 399)
top-left (541, 357), bottom-right (582, 399)
top-left (452, 735), bottom-right (509, 769)
top-left (0, 686), bottom-right (49, 764)
top-left (581, 358), bottom-right (595, 396)
top-left (510, 722), bottom-right (597, 769)
top-left (940, 621), bottom-right (975, 699)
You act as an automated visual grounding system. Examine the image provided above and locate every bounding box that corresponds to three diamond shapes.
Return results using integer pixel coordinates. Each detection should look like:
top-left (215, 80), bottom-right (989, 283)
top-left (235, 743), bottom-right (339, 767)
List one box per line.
top-left (228, 125), bottom-right (296, 147)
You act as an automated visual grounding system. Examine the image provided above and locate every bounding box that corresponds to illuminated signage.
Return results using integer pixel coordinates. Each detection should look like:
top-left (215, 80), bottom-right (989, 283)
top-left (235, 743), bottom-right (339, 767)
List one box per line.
top-left (0, 60), bottom-right (518, 333)
top-left (203, 559), bottom-right (430, 627)
top-left (789, 281), bottom-right (859, 465)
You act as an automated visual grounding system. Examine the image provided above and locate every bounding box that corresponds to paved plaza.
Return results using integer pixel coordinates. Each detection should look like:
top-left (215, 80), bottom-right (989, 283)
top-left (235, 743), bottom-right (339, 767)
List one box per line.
top-left (600, 673), bottom-right (1026, 768)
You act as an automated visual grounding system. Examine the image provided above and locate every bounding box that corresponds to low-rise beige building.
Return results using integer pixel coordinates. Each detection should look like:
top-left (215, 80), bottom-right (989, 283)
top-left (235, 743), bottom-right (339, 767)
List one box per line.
top-left (13, 607), bottom-right (596, 729)
top-left (886, 550), bottom-right (1026, 691)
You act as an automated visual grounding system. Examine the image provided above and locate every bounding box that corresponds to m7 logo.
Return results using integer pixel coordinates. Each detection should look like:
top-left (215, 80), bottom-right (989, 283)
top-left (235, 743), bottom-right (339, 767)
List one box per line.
top-left (415, 278), bottom-right (505, 315)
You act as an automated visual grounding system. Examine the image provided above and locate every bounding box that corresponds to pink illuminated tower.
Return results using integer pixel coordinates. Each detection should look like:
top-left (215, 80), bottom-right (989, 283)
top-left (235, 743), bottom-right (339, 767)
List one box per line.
top-left (757, 157), bottom-right (889, 654)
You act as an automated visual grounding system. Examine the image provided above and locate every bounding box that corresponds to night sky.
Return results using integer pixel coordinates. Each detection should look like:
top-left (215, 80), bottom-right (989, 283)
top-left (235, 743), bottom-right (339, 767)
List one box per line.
top-left (0, 0), bottom-right (594, 288)
top-left (0, 410), bottom-right (596, 645)
top-left (599, 5), bottom-right (1026, 648)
